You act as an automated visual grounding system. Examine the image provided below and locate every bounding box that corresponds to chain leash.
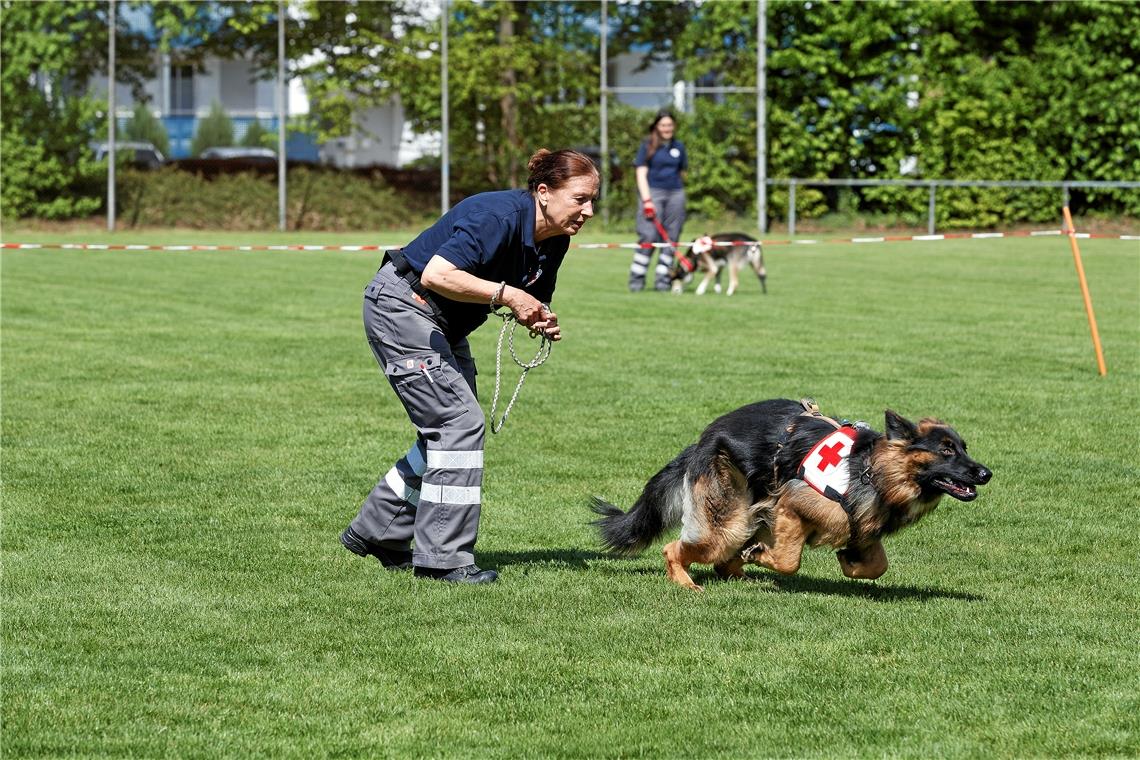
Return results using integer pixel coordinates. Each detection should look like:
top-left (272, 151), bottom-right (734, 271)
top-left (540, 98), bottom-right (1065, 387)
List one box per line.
top-left (489, 308), bottom-right (552, 434)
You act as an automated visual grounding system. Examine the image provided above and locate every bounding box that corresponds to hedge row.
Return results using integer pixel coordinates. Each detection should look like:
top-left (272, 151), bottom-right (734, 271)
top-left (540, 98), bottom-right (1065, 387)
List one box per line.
top-left (115, 167), bottom-right (436, 231)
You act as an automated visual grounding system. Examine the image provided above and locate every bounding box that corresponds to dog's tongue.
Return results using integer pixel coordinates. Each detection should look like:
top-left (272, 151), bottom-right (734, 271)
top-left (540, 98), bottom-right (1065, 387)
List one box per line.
top-left (936, 478), bottom-right (977, 501)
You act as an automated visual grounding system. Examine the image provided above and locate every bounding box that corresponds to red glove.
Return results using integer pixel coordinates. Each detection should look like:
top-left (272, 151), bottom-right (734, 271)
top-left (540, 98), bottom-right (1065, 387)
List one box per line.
top-left (641, 198), bottom-right (656, 219)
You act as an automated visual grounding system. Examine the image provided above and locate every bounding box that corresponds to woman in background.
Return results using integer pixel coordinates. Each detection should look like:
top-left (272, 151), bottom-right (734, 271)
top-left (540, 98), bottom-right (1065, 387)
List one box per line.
top-left (629, 110), bottom-right (688, 292)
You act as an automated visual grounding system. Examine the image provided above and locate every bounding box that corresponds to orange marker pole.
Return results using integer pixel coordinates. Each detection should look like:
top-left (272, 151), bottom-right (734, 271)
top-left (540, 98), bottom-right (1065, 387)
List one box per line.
top-left (1062, 207), bottom-right (1107, 376)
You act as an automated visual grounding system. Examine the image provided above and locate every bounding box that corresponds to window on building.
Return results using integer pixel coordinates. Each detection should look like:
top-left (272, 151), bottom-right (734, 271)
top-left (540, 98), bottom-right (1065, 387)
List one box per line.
top-left (170, 65), bottom-right (194, 113)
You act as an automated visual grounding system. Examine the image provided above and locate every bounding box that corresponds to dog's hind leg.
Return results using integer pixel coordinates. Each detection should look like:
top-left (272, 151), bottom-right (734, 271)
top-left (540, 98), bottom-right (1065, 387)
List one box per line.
top-left (750, 246), bottom-right (767, 294)
top-left (666, 455), bottom-right (754, 590)
top-left (726, 257), bottom-right (742, 296)
top-left (663, 540), bottom-right (716, 591)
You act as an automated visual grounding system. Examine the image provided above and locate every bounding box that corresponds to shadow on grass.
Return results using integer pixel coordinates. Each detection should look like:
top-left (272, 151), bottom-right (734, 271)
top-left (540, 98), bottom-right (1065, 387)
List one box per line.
top-left (747, 573), bottom-right (983, 603)
top-left (483, 549), bottom-right (981, 602)
top-left (481, 553), bottom-right (980, 601)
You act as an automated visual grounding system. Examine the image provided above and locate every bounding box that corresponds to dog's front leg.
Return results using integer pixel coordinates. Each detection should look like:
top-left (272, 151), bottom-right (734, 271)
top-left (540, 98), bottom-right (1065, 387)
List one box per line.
top-left (695, 253), bottom-right (719, 296)
top-left (743, 506), bottom-right (806, 575)
top-left (714, 556), bottom-right (747, 580)
top-left (837, 540), bottom-right (888, 579)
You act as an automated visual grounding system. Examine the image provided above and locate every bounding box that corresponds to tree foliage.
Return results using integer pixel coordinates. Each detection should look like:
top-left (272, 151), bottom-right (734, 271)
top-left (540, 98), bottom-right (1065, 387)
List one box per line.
top-left (0, 0), bottom-right (277, 219)
top-left (2, 0), bottom-right (1137, 225)
top-left (240, 120), bottom-right (272, 149)
top-left (123, 103), bottom-right (171, 157)
top-left (1, 1), bottom-right (108, 218)
top-left (190, 101), bottom-right (234, 156)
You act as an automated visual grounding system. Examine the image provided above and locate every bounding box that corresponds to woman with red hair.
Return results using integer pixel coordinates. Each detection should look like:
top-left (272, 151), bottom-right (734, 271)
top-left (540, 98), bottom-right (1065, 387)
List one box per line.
top-left (341, 149), bottom-right (599, 584)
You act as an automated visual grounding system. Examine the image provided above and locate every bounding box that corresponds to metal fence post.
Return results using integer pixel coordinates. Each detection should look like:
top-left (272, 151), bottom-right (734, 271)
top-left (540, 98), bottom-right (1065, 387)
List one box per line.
top-left (756, 0), bottom-right (766, 233)
top-left (107, 0), bottom-right (116, 232)
top-left (600, 0), bottom-right (608, 228)
top-left (928, 183), bottom-right (936, 235)
top-left (277, 1), bottom-right (286, 231)
top-left (788, 180), bottom-right (796, 237)
top-left (440, 0), bottom-right (449, 215)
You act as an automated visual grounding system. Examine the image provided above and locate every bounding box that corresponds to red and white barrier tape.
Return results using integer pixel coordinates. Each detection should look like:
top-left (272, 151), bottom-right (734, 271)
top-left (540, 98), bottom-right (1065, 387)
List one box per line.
top-left (0, 242), bottom-right (403, 252)
top-left (579, 229), bottom-right (1139, 249)
top-left (2, 229), bottom-right (1136, 253)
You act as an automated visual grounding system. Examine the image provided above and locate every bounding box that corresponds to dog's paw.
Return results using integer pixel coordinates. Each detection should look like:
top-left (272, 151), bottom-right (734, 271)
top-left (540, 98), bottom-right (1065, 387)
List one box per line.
top-left (714, 560), bottom-right (747, 580)
top-left (740, 542), bottom-right (768, 563)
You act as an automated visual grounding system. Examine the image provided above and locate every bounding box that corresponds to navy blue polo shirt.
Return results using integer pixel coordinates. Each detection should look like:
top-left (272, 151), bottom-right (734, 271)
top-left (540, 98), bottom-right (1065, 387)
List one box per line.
top-left (634, 139), bottom-right (687, 191)
top-left (399, 189), bottom-right (569, 338)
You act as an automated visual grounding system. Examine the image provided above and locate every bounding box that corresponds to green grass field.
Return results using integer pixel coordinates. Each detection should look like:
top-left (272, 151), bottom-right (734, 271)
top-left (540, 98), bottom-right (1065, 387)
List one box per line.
top-left (3, 227), bottom-right (1138, 758)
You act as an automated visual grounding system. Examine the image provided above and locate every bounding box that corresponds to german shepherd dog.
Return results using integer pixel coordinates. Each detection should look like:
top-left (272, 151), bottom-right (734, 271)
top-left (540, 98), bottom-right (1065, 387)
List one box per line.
top-left (670, 232), bottom-right (767, 296)
top-left (591, 398), bottom-right (991, 591)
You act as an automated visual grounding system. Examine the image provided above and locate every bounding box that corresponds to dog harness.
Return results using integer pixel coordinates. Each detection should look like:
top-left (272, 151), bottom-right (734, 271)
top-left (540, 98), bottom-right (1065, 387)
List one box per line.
top-left (785, 399), bottom-right (872, 545)
top-left (798, 426), bottom-right (860, 502)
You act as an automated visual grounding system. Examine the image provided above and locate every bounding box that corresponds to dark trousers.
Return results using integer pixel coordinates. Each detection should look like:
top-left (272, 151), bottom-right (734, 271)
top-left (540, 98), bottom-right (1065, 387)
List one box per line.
top-left (630, 187), bottom-right (686, 291)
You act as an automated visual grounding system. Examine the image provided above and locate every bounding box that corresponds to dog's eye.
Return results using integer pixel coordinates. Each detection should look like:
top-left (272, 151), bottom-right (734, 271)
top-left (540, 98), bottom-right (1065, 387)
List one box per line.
top-left (940, 446), bottom-right (955, 456)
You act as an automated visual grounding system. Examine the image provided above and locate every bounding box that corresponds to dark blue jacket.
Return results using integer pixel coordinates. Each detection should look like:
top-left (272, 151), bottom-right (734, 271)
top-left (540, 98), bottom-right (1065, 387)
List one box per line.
top-left (399, 189), bottom-right (569, 338)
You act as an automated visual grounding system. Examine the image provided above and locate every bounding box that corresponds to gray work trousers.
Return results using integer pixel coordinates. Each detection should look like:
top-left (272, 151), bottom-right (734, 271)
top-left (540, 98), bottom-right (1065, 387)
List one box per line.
top-left (630, 187), bottom-right (686, 291)
top-left (348, 263), bottom-right (485, 570)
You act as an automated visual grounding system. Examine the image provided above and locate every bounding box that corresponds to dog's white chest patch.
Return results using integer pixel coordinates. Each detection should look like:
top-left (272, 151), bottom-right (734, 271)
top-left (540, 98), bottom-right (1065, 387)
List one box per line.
top-left (798, 427), bottom-right (858, 502)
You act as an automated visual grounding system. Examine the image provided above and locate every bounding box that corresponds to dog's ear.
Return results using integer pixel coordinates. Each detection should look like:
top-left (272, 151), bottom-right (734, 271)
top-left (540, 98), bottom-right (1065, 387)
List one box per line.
top-left (884, 409), bottom-right (919, 441)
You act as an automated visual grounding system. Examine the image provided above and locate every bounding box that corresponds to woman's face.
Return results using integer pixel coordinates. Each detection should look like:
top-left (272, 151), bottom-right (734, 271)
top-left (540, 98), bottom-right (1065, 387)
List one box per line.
top-left (541, 174), bottom-right (599, 236)
top-left (654, 117), bottom-right (676, 140)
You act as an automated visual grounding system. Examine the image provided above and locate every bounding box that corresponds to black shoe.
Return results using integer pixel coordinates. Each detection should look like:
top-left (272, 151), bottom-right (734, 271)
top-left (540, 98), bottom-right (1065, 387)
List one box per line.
top-left (340, 526), bottom-right (413, 570)
top-left (413, 564), bottom-right (498, 584)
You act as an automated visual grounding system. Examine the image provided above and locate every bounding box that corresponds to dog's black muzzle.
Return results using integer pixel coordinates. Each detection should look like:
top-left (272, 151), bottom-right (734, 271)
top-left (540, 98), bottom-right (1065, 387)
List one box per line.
top-left (931, 459), bottom-right (992, 502)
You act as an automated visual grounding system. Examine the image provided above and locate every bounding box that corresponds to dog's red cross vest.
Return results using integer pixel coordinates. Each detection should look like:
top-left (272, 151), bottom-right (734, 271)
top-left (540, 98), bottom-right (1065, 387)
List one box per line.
top-left (798, 426), bottom-right (859, 502)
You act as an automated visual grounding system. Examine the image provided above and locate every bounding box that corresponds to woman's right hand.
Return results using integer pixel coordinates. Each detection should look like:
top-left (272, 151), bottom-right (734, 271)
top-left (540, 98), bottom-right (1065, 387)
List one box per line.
top-left (642, 198), bottom-right (656, 219)
top-left (503, 286), bottom-right (549, 328)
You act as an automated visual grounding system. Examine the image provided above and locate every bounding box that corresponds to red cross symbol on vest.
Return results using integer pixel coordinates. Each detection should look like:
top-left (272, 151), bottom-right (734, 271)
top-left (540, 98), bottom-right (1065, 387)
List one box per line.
top-left (817, 441), bottom-right (845, 471)
top-left (799, 427), bottom-right (858, 502)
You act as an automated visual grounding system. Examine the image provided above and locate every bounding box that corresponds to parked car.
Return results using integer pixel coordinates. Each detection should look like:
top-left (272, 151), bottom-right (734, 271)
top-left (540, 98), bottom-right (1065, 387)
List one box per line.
top-left (173, 146), bottom-right (285, 177)
top-left (199, 146), bottom-right (277, 162)
top-left (91, 141), bottom-right (165, 169)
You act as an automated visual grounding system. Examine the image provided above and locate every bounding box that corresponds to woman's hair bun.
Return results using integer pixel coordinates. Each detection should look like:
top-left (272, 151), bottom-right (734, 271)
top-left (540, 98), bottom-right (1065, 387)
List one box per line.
top-left (527, 148), bottom-right (552, 174)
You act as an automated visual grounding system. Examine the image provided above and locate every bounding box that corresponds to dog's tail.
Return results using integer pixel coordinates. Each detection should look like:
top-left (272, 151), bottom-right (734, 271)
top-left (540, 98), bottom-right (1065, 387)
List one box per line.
top-left (590, 445), bottom-right (693, 555)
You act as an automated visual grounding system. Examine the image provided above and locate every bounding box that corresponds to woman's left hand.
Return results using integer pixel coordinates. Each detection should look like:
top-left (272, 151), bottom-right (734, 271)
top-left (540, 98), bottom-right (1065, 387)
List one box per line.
top-left (531, 309), bottom-right (561, 341)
